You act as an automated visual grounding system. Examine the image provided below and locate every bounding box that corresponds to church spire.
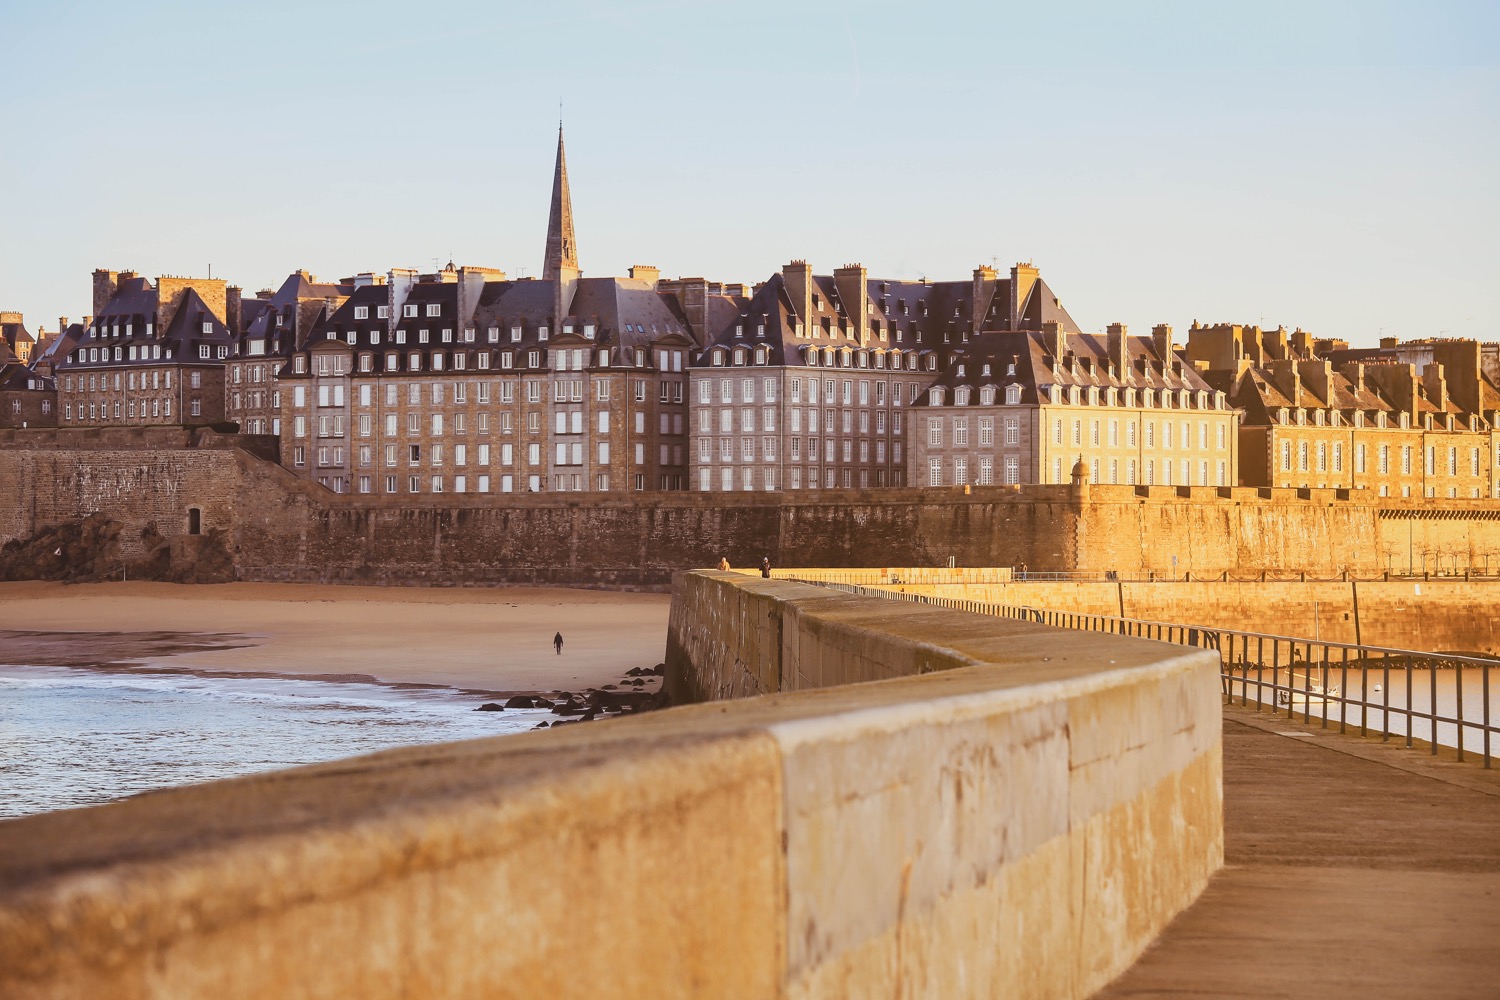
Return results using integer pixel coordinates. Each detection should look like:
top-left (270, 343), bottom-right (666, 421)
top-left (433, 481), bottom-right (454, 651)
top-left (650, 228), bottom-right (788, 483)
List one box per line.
top-left (543, 124), bottom-right (578, 281)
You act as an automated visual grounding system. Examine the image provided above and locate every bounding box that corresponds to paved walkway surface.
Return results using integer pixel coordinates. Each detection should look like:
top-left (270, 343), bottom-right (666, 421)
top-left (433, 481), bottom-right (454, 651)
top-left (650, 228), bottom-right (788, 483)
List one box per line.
top-left (1095, 703), bottom-right (1500, 999)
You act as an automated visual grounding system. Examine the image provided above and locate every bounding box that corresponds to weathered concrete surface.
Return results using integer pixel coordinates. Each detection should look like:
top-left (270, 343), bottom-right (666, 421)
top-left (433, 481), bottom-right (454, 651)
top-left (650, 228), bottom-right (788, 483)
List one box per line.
top-left (2, 572), bottom-right (1222, 999)
top-left (668, 572), bottom-right (1224, 998)
top-left (1094, 705), bottom-right (1500, 999)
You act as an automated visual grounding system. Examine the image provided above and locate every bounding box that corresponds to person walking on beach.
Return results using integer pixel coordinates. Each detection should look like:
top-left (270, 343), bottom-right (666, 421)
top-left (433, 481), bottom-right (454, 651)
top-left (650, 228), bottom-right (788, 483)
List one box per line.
top-left (760, 556), bottom-right (772, 579)
top-left (553, 631), bottom-right (564, 655)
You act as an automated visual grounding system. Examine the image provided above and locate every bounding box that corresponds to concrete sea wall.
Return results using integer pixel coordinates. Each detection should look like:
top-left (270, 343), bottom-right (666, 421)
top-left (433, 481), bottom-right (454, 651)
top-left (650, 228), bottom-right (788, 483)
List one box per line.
top-left (825, 577), bottom-right (1500, 655)
top-left (665, 572), bottom-right (1224, 997)
top-left (1, 572), bottom-right (1223, 1000)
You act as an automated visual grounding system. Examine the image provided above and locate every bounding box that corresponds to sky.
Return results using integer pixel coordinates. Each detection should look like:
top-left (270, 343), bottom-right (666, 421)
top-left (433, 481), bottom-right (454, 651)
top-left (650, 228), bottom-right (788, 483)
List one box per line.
top-left (1, 0), bottom-right (1496, 348)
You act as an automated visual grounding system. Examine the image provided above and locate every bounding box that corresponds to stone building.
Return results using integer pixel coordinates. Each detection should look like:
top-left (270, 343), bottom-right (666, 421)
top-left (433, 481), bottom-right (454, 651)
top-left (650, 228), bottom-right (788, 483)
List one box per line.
top-left (226, 271), bottom-right (355, 435)
top-left (1, 312), bottom-right (36, 365)
top-left (55, 273), bottom-right (233, 426)
top-left (1190, 324), bottom-right (1500, 497)
top-left (686, 261), bottom-right (1065, 491)
top-left (0, 342), bottom-right (56, 428)
top-left (911, 322), bottom-right (1238, 488)
top-left (275, 129), bottom-right (721, 495)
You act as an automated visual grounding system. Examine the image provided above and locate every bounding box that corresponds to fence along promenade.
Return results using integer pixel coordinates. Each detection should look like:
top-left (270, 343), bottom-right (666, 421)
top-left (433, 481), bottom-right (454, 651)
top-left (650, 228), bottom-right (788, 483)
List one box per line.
top-left (783, 576), bottom-right (1500, 769)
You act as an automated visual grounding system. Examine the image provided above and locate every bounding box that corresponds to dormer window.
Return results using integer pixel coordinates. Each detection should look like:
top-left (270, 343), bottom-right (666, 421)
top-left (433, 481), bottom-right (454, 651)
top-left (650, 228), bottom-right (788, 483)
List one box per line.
top-left (425, 304), bottom-right (440, 317)
top-left (395, 330), bottom-right (406, 344)
top-left (442, 329), bottom-right (453, 343)
top-left (957, 364), bottom-right (966, 377)
top-left (346, 332), bottom-right (356, 345)
top-left (487, 327), bottom-right (500, 343)
top-left (539, 326), bottom-right (549, 341)
top-left (713, 350), bottom-right (725, 367)
top-left (928, 387), bottom-right (945, 405)
top-left (199, 345), bottom-right (210, 359)
top-left (419, 329), bottom-right (429, 344)
top-left (1005, 385), bottom-right (1022, 405)
top-left (354, 306), bottom-right (368, 320)
top-left (754, 347), bottom-right (766, 365)
top-left (734, 348), bottom-right (745, 365)
top-left (371, 331), bottom-right (382, 345)
top-left (979, 386), bottom-right (996, 405)
top-left (403, 304), bottom-right (417, 318)
top-left (294, 356), bottom-right (306, 373)
top-left (584, 323), bottom-right (595, 340)
top-left (756, 324), bottom-right (765, 338)
top-left (377, 306), bottom-right (389, 319)
top-left (954, 387), bottom-right (970, 406)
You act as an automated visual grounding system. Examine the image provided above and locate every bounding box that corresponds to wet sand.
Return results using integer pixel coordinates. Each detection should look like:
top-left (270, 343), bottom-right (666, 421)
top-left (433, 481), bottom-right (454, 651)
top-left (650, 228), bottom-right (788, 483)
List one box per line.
top-left (0, 582), bottom-right (670, 694)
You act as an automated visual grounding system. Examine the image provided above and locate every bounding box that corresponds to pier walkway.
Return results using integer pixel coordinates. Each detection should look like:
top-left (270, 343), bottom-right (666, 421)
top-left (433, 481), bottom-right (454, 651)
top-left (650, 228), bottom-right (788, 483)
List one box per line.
top-left (1096, 703), bottom-right (1500, 999)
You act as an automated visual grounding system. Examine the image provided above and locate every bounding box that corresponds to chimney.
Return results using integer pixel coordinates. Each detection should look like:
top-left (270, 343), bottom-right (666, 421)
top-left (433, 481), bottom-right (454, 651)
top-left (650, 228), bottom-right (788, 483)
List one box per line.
top-left (628, 265), bottom-right (661, 284)
top-left (225, 286), bottom-right (243, 336)
top-left (1009, 262), bottom-right (1039, 330)
top-left (971, 265), bottom-right (998, 333)
top-left (1428, 340), bottom-right (1483, 416)
top-left (1340, 361), bottom-right (1367, 396)
top-left (782, 260), bottom-right (813, 335)
top-left (1290, 327), bottom-right (1315, 358)
top-left (1380, 336), bottom-right (1398, 349)
top-left (1042, 319), bottom-right (1067, 360)
top-left (1106, 322), bottom-right (1128, 372)
top-left (1298, 358), bottom-right (1333, 405)
top-left (1422, 362), bottom-right (1449, 413)
top-left (659, 277), bottom-right (711, 345)
top-left (92, 269), bottom-right (120, 317)
top-left (832, 263), bottom-right (869, 344)
top-left (1152, 324), bottom-right (1173, 364)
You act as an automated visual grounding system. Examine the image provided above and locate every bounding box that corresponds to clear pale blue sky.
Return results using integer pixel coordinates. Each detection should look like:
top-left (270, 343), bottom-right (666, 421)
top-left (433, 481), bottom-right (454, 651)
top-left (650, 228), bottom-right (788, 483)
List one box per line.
top-left (2, 1), bottom-right (1496, 347)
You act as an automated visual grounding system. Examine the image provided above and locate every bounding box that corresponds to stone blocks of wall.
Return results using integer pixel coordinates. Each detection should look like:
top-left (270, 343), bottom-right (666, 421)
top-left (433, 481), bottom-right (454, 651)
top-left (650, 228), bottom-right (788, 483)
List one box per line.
top-left (667, 572), bottom-right (1225, 997)
top-left (6, 431), bottom-right (1500, 586)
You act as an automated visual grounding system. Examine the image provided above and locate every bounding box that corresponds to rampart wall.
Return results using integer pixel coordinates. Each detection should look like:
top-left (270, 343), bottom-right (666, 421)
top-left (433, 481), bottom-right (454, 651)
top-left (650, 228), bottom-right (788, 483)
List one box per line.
top-left (4, 429), bottom-right (1500, 586)
top-left (1, 572), bottom-right (1223, 999)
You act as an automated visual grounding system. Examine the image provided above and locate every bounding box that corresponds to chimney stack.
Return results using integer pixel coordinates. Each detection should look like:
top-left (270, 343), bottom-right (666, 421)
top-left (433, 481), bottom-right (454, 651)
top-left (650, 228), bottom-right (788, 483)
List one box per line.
top-left (782, 260), bottom-right (813, 335)
top-left (832, 263), bottom-right (869, 344)
top-left (1106, 322), bottom-right (1128, 372)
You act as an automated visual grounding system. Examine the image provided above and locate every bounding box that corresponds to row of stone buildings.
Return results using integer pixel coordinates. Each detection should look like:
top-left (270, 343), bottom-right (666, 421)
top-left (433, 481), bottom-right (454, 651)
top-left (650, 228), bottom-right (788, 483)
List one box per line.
top-left (6, 130), bottom-right (1500, 500)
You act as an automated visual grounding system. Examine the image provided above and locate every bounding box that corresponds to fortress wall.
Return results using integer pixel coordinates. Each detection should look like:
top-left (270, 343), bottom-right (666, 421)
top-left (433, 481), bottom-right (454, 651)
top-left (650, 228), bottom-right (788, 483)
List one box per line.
top-left (847, 579), bottom-right (1500, 655)
top-left (664, 571), bottom-right (1224, 997)
top-left (4, 431), bottom-right (1500, 587)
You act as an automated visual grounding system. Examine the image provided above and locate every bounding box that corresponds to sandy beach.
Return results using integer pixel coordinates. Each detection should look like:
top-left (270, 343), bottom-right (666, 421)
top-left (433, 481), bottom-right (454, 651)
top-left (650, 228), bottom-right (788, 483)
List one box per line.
top-left (0, 582), bottom-right (670, 694)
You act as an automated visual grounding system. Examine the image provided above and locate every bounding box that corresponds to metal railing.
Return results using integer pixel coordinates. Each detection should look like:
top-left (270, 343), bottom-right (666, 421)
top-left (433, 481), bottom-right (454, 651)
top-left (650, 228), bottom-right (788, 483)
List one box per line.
top-left (793, 579), bottom-right (1500, 769)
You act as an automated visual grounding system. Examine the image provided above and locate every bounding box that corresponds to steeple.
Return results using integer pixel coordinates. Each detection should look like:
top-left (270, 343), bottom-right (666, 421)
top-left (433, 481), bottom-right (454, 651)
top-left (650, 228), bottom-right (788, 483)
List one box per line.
top-left (543, 124), bottom-right (579, 281)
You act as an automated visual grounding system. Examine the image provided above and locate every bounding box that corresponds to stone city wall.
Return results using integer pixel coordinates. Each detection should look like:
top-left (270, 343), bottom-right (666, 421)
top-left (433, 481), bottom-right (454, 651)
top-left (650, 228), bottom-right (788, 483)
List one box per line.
top-left (4, 430), bottom-right (1500, 586)
top-left (1, 572), bottom-right (1222, 999)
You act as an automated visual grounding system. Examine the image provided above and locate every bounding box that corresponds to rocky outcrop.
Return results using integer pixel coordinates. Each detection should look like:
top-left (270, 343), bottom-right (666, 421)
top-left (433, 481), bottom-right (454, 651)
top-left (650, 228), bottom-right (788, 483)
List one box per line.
top-left (0, 514), bottom-right (234, 584)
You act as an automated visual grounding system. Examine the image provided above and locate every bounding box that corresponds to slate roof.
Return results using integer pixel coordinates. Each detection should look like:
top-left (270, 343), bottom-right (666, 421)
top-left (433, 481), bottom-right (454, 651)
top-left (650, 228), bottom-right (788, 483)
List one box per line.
top-left (291, 275), bottom-right (701, 376)
top-left (57, 281), bottom-right (233, 371)
top-left (912, 330), bottom-right (1217, 408)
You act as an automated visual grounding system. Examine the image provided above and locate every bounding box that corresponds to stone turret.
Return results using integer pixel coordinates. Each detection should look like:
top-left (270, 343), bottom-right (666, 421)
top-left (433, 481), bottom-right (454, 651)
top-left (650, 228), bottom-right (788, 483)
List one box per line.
top-left (1070, 455), bottom-right (1090, 503)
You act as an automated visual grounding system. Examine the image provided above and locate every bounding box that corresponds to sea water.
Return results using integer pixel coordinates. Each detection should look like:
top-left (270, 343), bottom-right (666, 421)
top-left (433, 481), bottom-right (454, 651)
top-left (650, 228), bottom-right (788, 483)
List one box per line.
top-left (0, 665), bottom-right (550, 819)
